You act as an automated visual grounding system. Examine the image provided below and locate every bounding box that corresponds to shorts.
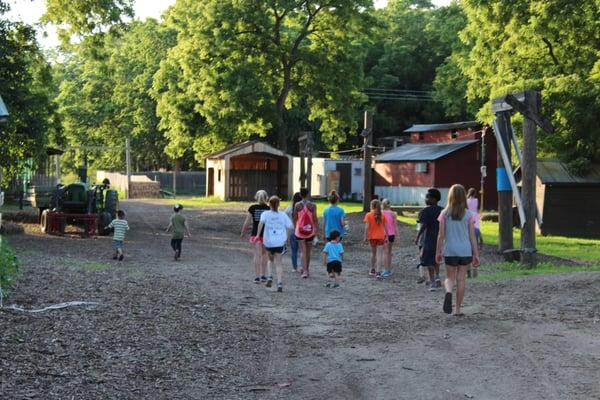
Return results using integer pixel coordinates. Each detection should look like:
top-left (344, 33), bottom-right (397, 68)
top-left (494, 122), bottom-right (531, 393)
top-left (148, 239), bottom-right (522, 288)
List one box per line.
top-left (369, 239), bottom-right (385, 246)
top-left (265, 246), bottom-right (285, 255)
top-left (249, 236), bottom-right (263, 244)
top-left (326, 260), bottom-right (342, 274)
top-left (420, 247), bottom-right (436, 267)
top-left (113, 240), bottom-right (124, 250)
top-left (445, 256), bottom-right (473, 266)
top-left (296, 236), bottom-right (315, 242)
top-left (388, 235), bottom-right (395, 243)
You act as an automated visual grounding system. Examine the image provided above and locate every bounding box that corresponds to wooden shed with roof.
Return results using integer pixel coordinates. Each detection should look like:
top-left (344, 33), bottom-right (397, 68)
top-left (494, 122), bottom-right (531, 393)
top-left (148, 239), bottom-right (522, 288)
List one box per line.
top-left (535, 158), bottom-right (600, 237)
top-left (204, 141), bottom-right (292, 201)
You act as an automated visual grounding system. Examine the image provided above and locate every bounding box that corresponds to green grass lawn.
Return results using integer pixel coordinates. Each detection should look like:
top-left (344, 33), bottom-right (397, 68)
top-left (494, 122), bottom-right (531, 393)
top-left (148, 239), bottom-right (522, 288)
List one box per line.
top-left (397, 213), bottom-right (600, 263)
top-left (472, 262), bottom-right (600, 281)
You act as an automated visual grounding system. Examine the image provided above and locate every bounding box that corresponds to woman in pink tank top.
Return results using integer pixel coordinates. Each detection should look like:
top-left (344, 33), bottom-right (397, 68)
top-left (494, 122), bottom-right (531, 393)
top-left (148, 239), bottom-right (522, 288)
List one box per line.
top-left (381, 199), bottom-right (399, 278)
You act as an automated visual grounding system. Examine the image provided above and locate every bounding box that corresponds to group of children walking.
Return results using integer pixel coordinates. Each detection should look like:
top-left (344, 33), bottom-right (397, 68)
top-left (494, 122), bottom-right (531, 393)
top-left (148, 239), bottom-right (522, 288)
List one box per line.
top-left (242, 184), bottom-right (481, 316)
top-left (106, 183), bottom-right (480, 316)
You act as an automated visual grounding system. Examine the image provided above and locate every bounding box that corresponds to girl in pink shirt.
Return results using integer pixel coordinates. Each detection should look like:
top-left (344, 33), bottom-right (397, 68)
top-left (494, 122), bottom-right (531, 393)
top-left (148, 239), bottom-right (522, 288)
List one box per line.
top-left (467, 188), bottom-right (483, 248)
top-left (381, 199), bottom-right (399, 278)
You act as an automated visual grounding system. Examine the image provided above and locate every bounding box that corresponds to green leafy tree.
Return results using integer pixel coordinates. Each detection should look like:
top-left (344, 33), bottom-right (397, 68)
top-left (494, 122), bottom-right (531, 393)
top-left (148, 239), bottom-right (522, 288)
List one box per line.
top-left (42, 0), bottom-right (134, 46)
top-left (153, 0), bottom-right (371, 159)
top-left (365, 0), bottom-right (466, 138)
top-left (0, 1), bottom-right (58, 184)
top-left (458, 0), bottom-right (600, 173)
top-left (55, 20), bottom-right (176, 172)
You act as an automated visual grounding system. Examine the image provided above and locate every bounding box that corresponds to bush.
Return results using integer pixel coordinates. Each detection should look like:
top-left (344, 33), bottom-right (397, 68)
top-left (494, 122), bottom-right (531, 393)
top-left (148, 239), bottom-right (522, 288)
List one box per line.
top-left (0, 238), bottom-right (19, 298)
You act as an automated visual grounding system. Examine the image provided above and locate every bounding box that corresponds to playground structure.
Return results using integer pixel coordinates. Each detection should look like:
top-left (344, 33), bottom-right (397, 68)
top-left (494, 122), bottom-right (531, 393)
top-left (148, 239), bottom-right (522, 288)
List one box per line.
top-left (492, 90), bottom-right (554, 265)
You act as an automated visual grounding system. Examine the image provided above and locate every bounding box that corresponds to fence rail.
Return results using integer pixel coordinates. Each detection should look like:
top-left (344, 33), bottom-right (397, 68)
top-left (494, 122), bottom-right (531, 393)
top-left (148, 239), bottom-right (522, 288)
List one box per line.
top-left (135, 172), bottom-right (205, 195)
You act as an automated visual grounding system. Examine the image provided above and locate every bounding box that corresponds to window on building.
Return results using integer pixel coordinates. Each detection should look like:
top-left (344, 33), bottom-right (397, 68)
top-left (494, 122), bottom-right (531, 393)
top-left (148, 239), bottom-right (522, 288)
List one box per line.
top-left (415, 162), bottom-right (428, 173)
top-left (451, 130), bottom-right (458, 139)
top-left (218, 169), bottom-right (222, 182)
top-left (418, 132), bottom-right (425, 141)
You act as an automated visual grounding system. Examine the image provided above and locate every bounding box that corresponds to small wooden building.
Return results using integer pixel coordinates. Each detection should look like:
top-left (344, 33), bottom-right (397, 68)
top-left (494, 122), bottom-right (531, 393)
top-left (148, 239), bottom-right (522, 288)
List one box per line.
top-left (205, 141), bottom-right (292, 201)
top-left (374, 121), bottom-right (497, 208)
top-left (536, 158), bottom-right (600, 237)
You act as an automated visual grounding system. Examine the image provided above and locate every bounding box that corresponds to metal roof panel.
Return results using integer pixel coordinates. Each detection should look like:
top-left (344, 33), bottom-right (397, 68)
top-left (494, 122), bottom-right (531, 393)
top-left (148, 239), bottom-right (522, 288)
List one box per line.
top-left (404, 121), bottom-right (480, 133)
top-left (375, 140), bottom-right (478, 162)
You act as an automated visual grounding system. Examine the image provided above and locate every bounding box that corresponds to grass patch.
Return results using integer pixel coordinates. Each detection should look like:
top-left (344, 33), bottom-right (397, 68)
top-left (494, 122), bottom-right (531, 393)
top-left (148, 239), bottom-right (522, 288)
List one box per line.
top-left (165, 196), bottom-right (365, 217)
top-left (0, 238), bottom-right (20, 298)
top-left (397, 213), bottom-right (600, 263)
top-left (63, 259), bottom-right (112, 271)
top-left (473, 262), bottom-right (600, 281)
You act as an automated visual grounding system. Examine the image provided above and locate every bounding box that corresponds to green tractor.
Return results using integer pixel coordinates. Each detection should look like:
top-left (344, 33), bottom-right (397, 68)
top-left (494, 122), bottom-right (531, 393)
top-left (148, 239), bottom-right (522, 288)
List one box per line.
top-left (32, 179), bottom-right (119, 236)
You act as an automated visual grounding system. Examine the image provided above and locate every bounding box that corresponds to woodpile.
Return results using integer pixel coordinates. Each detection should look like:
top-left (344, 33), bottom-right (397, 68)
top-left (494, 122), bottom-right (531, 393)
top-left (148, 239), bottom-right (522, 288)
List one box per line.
top-left (129, 182), bottom-right (161, 198)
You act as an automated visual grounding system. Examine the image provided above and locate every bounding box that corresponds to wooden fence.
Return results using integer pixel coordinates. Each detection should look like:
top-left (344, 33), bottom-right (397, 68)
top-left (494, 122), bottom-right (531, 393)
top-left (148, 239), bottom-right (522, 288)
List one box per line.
top-left (134, 171), bottom-right (206, 195)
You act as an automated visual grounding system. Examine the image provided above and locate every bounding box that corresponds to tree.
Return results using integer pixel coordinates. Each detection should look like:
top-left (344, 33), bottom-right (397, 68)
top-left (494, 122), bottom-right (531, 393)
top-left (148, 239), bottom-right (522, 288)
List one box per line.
top-left (458, 0), bottom-right (600, 173)
top-left (55, 20), bottom-right (176, 172)
top-left (364, 0), bottom-right (466, 138)
top-left (42, 0), bottom-right (134, 46)
top-left (0, 1), bottom-right (58, 184)
top-left (153, 0), bottom-right (371, 158)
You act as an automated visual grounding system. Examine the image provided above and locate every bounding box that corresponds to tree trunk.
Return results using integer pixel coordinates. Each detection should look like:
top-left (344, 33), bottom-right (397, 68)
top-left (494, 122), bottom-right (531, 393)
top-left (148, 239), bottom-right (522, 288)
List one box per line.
top-left (275, 63), bottom-right (293, 152)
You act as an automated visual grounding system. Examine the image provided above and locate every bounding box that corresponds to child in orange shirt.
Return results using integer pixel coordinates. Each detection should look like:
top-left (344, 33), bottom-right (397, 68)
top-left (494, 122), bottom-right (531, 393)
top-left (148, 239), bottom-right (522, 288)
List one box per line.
top-left (363, 199), bottom-right (388, 279)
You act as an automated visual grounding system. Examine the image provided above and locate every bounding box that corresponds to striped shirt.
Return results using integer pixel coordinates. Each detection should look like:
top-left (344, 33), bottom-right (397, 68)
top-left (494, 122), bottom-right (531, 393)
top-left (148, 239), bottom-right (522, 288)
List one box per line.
top-left (109, 219), bottom-right (129, 241)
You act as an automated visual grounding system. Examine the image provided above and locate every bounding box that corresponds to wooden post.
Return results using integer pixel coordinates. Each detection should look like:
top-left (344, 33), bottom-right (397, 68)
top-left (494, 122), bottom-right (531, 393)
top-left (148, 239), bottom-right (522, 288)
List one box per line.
top-left (521, 91), bottom-right (539, 266)
top-left (56, 154), bottom-right (61, 185)
top-left (362, 111), bottom-right (373, 212)
top-left (495, 112), bottom-right (513, 254)
top-left (306, 131), bottom-right (313, 196)
top-left (125, 138), bottom-right (132, 199)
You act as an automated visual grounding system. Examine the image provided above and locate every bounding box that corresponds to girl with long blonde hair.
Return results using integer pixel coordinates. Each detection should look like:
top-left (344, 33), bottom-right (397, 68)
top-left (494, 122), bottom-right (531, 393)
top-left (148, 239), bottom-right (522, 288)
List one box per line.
top-left (435, 184), bottom-right (480, 316)
top-left (363, 199), bottom-right (388, 279)
top-left (241, 190), bottom-right (270, 283)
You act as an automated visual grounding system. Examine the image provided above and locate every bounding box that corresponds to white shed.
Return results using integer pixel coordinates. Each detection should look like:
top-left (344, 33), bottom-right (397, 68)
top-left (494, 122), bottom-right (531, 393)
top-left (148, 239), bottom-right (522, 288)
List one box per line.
top-left (292, 157), bottom-right (364, 200)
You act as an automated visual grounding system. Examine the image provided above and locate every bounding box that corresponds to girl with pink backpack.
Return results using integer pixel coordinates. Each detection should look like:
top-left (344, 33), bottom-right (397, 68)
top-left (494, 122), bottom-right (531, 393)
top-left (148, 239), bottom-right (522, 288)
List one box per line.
top-left (293, 188), bottom-right (321, 278)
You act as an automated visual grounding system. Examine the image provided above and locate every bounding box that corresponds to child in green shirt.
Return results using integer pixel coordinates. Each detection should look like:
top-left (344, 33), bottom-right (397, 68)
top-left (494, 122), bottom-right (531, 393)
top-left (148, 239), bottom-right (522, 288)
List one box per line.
top-left (166, 204), bottom-right (191, 261)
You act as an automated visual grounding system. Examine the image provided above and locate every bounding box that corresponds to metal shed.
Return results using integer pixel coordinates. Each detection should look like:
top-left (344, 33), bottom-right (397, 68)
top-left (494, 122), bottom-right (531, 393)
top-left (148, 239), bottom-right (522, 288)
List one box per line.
top-left (204, 141), bottom-right (292, 201)
top-left (536, 158), bottom-right (600, 237)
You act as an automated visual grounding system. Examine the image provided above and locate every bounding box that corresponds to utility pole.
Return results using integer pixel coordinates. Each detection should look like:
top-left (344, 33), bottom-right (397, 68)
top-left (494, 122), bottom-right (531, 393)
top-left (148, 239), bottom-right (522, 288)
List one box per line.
top-left (125, 138), bottom-right (131, 199)
top-left (362, 110), bottom-right (373, 212)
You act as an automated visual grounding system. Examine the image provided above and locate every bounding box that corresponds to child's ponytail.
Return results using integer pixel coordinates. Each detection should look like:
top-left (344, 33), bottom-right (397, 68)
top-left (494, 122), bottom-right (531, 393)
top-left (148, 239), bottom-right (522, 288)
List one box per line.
top-left (371, 199), bottom-right (382, 225)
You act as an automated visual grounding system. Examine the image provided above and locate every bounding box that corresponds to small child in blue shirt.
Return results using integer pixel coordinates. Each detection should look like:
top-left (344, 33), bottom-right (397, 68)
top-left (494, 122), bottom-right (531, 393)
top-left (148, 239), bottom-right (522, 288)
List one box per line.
top-left (322, 230), bottom-right (344, 288)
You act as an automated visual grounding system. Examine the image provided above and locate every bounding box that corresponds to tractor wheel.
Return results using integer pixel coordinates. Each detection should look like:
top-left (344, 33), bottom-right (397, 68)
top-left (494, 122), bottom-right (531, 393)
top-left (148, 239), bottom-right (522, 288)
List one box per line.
top-left (40, 209), bottom-right (49, 233)
top-left (97, 211), bottom-right (112, 236)
top-left (105, 190), bottom-right (118, 219)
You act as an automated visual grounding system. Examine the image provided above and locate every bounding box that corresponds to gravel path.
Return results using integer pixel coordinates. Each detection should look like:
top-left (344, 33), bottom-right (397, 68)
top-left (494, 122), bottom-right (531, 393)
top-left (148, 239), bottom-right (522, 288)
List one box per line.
top-left (1, 199), bottom-right (599, 399)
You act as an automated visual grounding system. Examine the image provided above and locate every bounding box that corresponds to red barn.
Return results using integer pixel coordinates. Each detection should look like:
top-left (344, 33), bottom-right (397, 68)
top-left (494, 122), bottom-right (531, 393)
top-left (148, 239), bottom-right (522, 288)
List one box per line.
top-left (374, 121), bottom-right (498, 209)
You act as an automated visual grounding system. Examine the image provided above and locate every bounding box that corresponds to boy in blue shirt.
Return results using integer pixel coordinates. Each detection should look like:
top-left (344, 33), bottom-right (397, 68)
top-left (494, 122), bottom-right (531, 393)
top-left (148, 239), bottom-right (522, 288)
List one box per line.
top-left (322, 230), bottom-right (344, 288)
top-left (323, 190), bottom-right (346, 241)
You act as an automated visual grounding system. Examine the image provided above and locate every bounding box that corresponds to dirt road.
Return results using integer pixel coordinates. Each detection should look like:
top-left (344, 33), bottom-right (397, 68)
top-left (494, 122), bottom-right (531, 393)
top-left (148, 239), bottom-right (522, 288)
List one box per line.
top-left (1, 200), bottom-right (599, 399)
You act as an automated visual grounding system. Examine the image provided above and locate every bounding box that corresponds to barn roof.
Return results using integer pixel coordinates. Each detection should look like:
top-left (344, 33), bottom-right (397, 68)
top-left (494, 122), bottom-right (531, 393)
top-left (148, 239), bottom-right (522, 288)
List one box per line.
top-left (404, 121), bottom-right (480, 133)
top-left (375, 140), bottom-right (478, 162)
top-left (204, 140), bottom-right (287, 159)
top-left (538, 158), bottom-right (600, 185)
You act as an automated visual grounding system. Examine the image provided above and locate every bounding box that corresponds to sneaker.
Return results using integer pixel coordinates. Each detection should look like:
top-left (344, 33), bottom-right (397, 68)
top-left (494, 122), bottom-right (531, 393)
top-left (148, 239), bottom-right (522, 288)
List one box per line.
top-left (416, 277), bottom-right (426, 284)
top-left (429, 282), bottom-right (438, 291)
top-left (375, 272), bottom-right (382, 280)
top-left (260, 276), bottom-right (267, 282)
top-left (254, 277), bottom-right (261, 284)
top-left (277, 283), bottom-right (283, 292)
top-left (112, 255), bottom-right (118, 260)
top-left (369, 269), bottom-right (376, 276)
top-left (381, 269), bottom-right (392, 278)
top-left (325, 282), bottom-right (333, 288)
top-left (443, 292), bottom-right (453, 314)
top-left (435, 277), bottom-right (442, 287)
top-left (266, 278), bottom-right (273, 288)
top-left (301, 272), bottom-right (308, 279)
top-left (332, 283), bottom-right (341, 289)
top-left (118, 254), bottom-right (124, 261)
